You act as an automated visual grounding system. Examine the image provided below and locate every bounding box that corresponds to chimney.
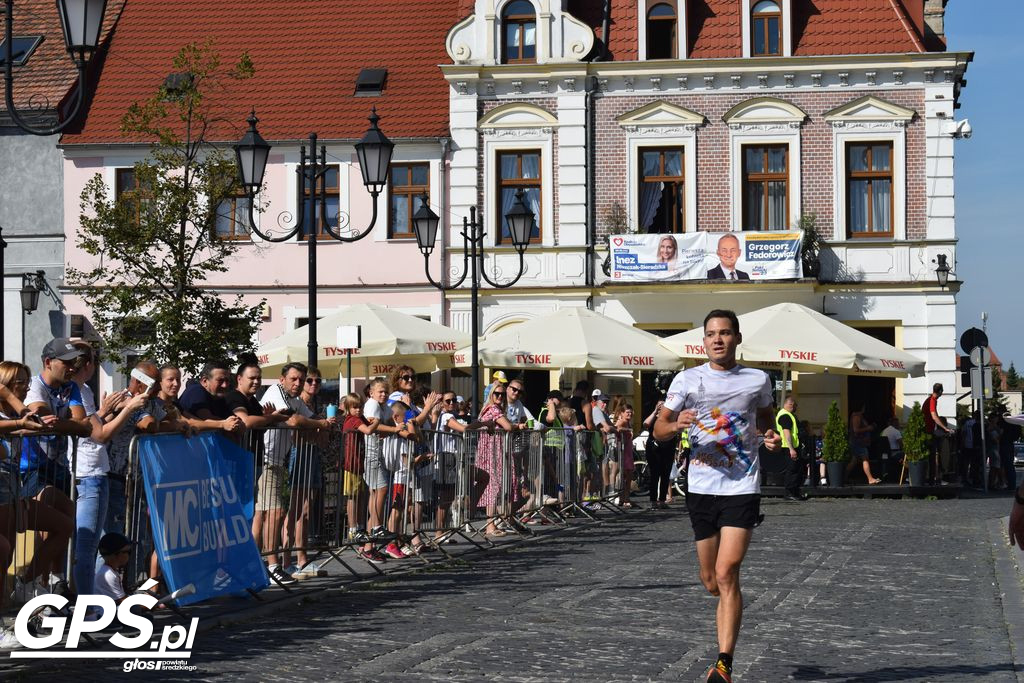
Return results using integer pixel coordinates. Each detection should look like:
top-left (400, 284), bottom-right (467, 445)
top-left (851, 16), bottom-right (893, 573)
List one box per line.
top-left (924, 0), bottom-right (947, 46)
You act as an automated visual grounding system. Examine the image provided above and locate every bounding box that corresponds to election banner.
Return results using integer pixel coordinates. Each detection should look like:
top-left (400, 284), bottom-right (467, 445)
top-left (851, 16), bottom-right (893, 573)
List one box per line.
top-left (609, 231), bottom-right (803, 282)
top-left (137, 433), bottom-right (268, 606)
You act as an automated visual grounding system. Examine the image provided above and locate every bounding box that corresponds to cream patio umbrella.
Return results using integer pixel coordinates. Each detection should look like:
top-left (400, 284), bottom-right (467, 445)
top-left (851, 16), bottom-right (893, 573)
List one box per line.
top-left (451, 307), bottom-right (685, 371)
top-left (258, 303), bottom-right (470, 377)
top-left (659, 302), bottom-right (925, 397)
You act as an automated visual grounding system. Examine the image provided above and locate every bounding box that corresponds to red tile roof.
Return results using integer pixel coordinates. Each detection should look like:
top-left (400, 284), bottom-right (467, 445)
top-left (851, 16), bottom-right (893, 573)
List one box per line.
top-left (597, 0), bottom-right (927, 60)
top-left (62, 0), bottom-right (463, 145)
top-left (1, 0), bottom-right (125, 118)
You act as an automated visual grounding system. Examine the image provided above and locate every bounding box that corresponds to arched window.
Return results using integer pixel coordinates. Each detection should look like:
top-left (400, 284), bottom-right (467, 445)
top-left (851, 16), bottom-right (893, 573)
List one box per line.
top-left (646, 2), bottom-right (677, 60)
top-left (502, 0), bottom-right (536, 64)
top-left (751, 0), bottom-right (781, 56)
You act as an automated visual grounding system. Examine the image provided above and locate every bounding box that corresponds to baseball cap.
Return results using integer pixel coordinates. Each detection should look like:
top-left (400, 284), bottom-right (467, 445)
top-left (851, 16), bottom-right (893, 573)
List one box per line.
top-left (591, 389), bottom-right (609, 401)
top-left (456, 395), bottom-right (465, 403)
top-left (41, 337), bottom-right (84, 362)
top-left (492, 370), bottom-right (508, 384)
top-left (98, 532), bottom-right (135, 556)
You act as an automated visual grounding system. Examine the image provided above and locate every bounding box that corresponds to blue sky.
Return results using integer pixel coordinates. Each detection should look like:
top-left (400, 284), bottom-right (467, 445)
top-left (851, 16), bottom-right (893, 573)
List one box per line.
top-left (946, 1), bottom-right (1022, 369)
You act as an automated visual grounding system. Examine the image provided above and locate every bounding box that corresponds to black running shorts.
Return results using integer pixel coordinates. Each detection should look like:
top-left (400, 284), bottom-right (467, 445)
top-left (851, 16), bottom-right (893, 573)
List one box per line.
top-left (685, 492), bottom-right (761, 541)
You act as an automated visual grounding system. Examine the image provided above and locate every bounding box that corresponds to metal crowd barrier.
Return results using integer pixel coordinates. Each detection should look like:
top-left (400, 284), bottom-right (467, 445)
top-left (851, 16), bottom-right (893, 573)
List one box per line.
top-left (0, 431), bottom-right (78, 615)
top-left (113, 420), bottom-right (636, 596)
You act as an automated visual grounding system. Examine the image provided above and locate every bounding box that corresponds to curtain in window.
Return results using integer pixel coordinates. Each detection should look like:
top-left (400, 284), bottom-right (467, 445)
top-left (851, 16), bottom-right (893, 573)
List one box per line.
top-left (391, 195), bottom-right (408, 234)
top-left (872, 179), bottom-right (891, 233)
top-left (501, 154), bottom-right (517, 179)
top-left (664, 151), bottom-right (682, 176)
top-left (767, 181), bottom-right (786, 230)
top-left (639, 182), bottom-right (663, 232)
top-left (521, 154), bottom-right (539, 179)
top-left (523, 23), bottom-right (536, 49)
top-left (745, 183), bottom-right (764, 229)
top-left (849, 179), bottom-right (868, 232)
top-left (524, 186), bottom-right (540, 239)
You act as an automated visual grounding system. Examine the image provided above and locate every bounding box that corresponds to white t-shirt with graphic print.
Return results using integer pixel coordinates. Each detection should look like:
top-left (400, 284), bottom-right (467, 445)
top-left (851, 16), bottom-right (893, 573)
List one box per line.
top-left (664, 362), bottom-right (773, 496)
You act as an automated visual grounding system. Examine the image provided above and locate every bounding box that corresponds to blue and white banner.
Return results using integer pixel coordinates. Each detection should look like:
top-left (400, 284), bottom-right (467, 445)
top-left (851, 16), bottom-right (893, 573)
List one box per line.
top-left (609, 231), bottom-right (803, 282)
top-left (137, 433), bottom-right (268, 605)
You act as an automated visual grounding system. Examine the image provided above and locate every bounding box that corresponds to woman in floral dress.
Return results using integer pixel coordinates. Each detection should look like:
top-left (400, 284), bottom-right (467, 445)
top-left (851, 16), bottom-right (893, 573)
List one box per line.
top-left (475, 386), bottom-right (514, 536)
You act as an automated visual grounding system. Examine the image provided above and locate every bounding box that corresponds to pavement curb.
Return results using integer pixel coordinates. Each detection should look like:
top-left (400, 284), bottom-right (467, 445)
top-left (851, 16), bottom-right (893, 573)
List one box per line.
top-left (989, 516), bottom-right (1024, 682)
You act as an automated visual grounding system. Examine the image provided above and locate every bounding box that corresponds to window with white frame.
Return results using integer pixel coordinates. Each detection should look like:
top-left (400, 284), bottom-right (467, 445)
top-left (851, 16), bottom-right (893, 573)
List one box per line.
top-left (846, 142), bottom-right (894, 238)
top-left (742, 144), bottom-right (788, 231)
top-left (496, 150), bottom-right (542, 244)
top-left (824, 96), bottom-right (913, 241)
top-left (502, 0), bottom-right (537, 64)
top-left (646, 2), bottom-right (677, 59)
top-left (741, 0), bottom-right (790, 58)
top-left (639, 147), bottom-right (685, 233)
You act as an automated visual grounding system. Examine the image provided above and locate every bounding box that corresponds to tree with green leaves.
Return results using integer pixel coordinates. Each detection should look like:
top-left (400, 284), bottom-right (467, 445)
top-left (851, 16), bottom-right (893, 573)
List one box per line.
top-left (68, 43), bottom-right (263, 374)
top-left (821, 400), bottom-right (849, 462)
top-left (1006, 362), bottom-right (1020, 390)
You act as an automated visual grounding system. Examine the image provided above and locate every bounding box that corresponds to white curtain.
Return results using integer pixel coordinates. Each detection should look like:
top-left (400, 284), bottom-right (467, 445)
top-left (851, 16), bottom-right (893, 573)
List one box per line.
top-left (872, 179), bottom-right (891, 232)
top-left (639, 182), bottom-right (663, 231)
top-left (745, 183), bottom-right (764, 230)
top-left (849, 180), bottom-right (868, 232)
top-left (500, 188), bottom-right (517, 239)
top-left (525, 187), bottom-right (540, 238)
top-left (767, 181), bottom-right (786, 230)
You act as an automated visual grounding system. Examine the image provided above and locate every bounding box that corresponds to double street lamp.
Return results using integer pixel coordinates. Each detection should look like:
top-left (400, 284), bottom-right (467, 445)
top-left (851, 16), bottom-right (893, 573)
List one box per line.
top-left (410, 192), bottom-right (535, 415)
top-left (234, 109), bottom-right (395, 368)
top-left (1, 0), bottom-right (109, 357)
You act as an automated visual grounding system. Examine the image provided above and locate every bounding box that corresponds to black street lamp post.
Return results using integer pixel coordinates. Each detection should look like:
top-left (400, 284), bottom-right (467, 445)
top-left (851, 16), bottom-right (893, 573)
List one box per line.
top-left (235, 109), bottom-right (394, 369)
top-left (1, 0), bottom-right (109, 357)
top-left (411, 190), bottom-right (534, 415)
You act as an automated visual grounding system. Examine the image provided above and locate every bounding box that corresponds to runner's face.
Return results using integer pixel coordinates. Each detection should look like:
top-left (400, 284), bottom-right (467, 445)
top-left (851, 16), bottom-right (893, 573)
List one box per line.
top-left (703, 316), bottom-right (739, 366)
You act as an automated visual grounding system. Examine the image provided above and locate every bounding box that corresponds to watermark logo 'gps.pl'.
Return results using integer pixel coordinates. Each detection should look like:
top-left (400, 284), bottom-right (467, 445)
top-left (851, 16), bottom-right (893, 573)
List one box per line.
top-left (9, 593), bottom-right (198, 668)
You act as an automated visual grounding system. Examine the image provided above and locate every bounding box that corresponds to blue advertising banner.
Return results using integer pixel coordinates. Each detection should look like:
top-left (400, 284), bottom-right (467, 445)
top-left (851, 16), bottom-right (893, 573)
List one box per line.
top-left (609, 231), bottom-right (803, 282)
top-left (137, 433), bottom-right (268, 605)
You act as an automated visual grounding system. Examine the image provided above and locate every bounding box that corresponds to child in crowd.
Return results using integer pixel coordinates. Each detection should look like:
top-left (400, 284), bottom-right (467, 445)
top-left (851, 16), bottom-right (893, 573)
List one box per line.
top-left (95, 532), bottom-right (134, 604)
top-left (362, 379), bottom-right (394, 545)
top-left (613, 403), bottom-right (639, 509)
top-left (383, 401), bottom-right (416, 559)
top-left (341, 393), bottom-right (384, 564)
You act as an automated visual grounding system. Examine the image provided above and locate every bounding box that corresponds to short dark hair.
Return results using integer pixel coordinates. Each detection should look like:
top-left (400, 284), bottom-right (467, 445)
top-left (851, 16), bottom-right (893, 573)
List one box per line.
top-left (933, 382), bottom-right (943, 394)
top-left (574, 380), bottom-right (591, 391)
top-left (235, 353), bottom-right (260, 377)
top-left (200, 360), bottom-right (230, 380)
top-left (703, 309), bottom-right (740, 335)
top-left (281, 362), bottom-right (308, 377)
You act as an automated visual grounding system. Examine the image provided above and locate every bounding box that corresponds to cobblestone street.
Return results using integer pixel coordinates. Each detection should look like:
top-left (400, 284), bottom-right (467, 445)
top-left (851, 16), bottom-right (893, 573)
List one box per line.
top-left (31, 494), bottom-right (1024, 682)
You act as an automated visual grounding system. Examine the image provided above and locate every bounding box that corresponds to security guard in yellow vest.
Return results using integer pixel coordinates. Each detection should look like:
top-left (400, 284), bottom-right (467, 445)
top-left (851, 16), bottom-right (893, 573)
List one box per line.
top-left (775, 396), bottom-right (807, 500)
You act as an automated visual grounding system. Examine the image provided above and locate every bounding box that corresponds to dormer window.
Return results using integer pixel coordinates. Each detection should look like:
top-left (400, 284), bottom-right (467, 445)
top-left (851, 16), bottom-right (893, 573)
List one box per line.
top-left (646, 2), bottom-right (677, 59)
top-left (502, 0), bottom-right (536, 64)
top-left (751, 0), bottom-right (781, 56)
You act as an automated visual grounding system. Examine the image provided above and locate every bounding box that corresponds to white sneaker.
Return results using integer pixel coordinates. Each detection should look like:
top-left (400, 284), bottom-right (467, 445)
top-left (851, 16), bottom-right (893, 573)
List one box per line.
top-left (0, 625), bottom-right (23, 650)
top-left (542, 495), bottom-right (559, 505)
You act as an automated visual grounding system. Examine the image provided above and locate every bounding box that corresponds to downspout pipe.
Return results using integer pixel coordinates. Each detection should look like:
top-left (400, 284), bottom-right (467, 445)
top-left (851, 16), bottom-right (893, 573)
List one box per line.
top-left (439, 135), bottom-right (451, 387)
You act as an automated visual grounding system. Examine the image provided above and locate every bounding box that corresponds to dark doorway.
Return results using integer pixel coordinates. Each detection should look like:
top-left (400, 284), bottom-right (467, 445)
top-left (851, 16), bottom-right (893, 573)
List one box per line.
top-left (497, 368), bottom-right (549, 417)
top-left (846, 326), bottom-right (896, 450)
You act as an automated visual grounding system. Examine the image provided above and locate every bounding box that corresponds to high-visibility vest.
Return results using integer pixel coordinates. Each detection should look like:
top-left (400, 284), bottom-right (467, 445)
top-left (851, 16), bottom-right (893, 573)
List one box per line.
top-left (775, 408), bottom-right (800, 449)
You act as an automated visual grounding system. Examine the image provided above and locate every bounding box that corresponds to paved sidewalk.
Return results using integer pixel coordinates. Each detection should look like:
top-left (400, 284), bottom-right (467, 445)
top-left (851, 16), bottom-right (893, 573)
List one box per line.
top-left (31, 496), bottom-right (1024, 681)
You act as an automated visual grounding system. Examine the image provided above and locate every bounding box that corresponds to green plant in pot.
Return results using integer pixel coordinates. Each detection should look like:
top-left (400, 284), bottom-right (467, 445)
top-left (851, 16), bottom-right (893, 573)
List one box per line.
top-left (822, 400), bottom-right (849, 487)
top-left (902, 402), bottom-right (929, 487)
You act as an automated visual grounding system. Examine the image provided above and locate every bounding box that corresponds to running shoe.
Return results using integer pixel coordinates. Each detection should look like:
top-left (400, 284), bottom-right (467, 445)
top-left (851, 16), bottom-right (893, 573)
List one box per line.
top-left (357, 548), bottom-right (386, 564)
top-left (267, 565), bottom-right (297, 586)
top-left (706, 661), bottom-right (733, 682)
top-left (384, 542), bottom-right (407, 559)
top-left (351, 530), bottom-right (371, 544)
top-left (370, 526), bottom-right (397, 542)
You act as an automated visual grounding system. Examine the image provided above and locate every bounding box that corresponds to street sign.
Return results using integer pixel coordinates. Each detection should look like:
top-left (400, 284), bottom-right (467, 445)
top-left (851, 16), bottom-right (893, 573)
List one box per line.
top-left (969, 345), bottom-right (991, 367)
top-left (960, 327), bottom-right (988, 354)
top-left (970, 367), bottom-right (993, 400)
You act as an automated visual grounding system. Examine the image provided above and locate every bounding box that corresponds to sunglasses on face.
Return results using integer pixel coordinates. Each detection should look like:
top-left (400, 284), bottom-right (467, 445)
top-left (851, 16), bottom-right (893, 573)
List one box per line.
top-left (443, 398), bottom-right (455, 403)
top-left (400, 375), bottom-right (414, 381)
top-left (492, 391), bottom-right (505, 397)
top-left (508, 386), bottom-right (521, 393)
top-left (306, 378), bottom-right (321, 385)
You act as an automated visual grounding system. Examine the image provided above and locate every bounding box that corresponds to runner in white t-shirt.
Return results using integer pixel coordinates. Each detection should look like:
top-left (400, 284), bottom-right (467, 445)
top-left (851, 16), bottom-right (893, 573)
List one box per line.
top-left (654, 309), bottom-right (781, 683)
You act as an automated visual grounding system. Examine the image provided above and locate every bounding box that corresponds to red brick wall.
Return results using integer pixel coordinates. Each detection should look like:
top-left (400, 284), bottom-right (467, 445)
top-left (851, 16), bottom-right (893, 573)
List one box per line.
top-left (592, 88), bottom-right (926, 241)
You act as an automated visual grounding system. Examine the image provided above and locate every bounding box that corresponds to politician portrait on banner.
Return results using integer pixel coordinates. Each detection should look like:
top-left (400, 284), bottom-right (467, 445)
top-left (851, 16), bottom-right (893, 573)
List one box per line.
top-left (610, 231), bottom-right (803, 282)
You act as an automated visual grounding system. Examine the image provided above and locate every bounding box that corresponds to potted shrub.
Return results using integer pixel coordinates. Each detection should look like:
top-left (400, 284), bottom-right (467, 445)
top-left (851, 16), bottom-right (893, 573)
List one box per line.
top-left (902, 402), bottom-right (929, 487)
top-left (799, 212), bottom-right (823, 280)
top-left (822, 400), bottom-right (849, 487)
